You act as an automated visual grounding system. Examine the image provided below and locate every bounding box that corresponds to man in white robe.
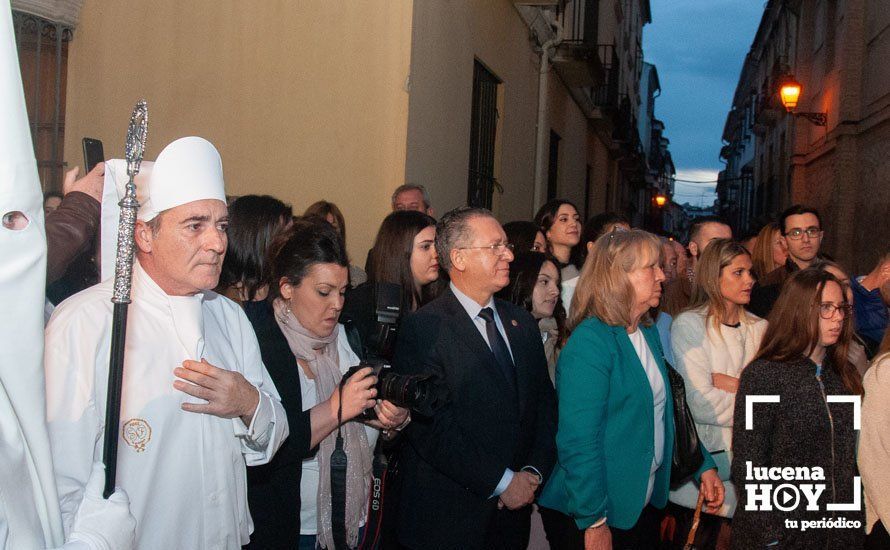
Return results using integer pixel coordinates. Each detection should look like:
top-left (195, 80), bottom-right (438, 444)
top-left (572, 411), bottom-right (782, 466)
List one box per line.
top-left (45, 136), bottom-right (288, 549)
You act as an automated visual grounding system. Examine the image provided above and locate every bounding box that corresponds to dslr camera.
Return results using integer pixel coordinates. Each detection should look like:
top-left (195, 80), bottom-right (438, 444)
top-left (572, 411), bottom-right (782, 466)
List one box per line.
top-left (342, 360), bottom-right (444, 420)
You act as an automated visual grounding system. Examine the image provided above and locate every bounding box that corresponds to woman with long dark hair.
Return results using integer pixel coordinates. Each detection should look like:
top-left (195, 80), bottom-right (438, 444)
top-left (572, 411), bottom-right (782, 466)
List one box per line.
top-left (534, 199), bottom-right (582, 281)
top-left (366, 210), bottom-right (439, 311)
top-left (342, 210), bottom-right (439, 361)
top-left (496, 251), bottom-right (566, 384)
top-left (217, 194), bottom-right (292, 303)
top-left (730, 269), bottom-right (864, 549)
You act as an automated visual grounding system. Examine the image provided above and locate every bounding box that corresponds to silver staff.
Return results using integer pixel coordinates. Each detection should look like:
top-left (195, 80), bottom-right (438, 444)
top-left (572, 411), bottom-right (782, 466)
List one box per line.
top-left (102, 100), bottom-right (148, 498)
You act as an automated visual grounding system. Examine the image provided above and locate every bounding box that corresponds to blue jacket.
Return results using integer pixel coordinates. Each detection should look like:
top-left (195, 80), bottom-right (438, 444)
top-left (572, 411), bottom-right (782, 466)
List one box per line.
top-left (852, 276), bottom-right (888, 350)
top-left (539, 316), bottom-right (715, 530)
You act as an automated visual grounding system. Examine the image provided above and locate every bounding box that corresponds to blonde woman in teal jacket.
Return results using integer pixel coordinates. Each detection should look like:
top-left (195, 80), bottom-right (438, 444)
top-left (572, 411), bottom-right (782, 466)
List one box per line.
top-left (538, 230), bottom-right (723, 550)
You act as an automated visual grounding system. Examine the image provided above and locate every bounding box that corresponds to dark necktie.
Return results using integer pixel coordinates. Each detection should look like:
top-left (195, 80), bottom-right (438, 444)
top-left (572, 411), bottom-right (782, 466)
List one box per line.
top-left (478, 307), bottom-right (516, 390)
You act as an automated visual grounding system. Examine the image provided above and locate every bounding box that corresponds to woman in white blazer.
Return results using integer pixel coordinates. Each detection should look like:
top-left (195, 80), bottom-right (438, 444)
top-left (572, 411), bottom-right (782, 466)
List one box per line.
top-left (859, 328), bottom-right (890, 549)
top-left (669, 239), bottom-right (767, 520)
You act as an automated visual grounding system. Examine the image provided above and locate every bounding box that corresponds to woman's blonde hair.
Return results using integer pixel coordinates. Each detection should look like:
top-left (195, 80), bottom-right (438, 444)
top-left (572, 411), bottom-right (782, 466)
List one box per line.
top-left (687, 238), bottom-right (754, 332)
top-left (750, 222), bottom-right (781, 278)
top-left (569, 229), bottom-right (662, 330)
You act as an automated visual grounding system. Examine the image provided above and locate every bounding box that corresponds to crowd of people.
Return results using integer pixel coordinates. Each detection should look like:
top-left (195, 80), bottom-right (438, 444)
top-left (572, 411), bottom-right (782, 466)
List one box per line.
top-left (20, 135), bottom-right (890, 550)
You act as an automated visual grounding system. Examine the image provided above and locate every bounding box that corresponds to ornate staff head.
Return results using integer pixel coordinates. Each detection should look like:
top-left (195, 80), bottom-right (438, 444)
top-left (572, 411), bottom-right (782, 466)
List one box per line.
top-left (125, 100), bottom-right (148, 178)
top-left (112, 100), bottom-right (149, 304)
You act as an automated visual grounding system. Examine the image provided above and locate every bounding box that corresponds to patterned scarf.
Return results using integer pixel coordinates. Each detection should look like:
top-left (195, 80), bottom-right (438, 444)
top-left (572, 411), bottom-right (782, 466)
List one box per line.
top-left (273, 298), bottom-right (371, 548)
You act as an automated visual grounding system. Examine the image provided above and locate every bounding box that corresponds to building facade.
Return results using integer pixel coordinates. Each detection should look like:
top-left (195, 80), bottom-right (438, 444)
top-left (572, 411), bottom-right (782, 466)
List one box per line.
top-left (13, 0), bottom-right (666, 261)
top-left (719, 0), bottom-right (890, 273)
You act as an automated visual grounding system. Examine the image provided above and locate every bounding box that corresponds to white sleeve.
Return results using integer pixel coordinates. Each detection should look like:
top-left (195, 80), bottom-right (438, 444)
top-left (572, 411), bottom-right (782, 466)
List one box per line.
top-left (670, 314), bottom-right (736, 427)
top-left (859, 359), bottom-right (890, 531)
top-left (44, 307), bottom-right (105, 537)
top-left (231, 309), bottom-right (288, 466)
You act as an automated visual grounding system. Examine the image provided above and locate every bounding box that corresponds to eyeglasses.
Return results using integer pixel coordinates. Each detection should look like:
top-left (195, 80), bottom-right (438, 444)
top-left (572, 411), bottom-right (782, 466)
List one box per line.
top-left (818, 302), bottom-right (852, 319)
top-left (785, 227), bottom-right (822, 240)
top-left (458, 242), bottom-right (515, 256)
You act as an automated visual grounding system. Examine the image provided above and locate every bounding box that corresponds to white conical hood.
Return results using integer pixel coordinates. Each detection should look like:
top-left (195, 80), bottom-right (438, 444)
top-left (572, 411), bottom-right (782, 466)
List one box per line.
top-left (0, 5), bottom-right (64, 547)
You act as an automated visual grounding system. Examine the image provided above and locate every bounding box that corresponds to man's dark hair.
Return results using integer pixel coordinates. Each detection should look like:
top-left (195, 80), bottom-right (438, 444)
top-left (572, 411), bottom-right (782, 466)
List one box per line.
top-left (778, 204), bottom-right (822, 235)
top-left (436, 206), bottom-right (493, 272)
top-left (689, 215), bottom-right (731, 243)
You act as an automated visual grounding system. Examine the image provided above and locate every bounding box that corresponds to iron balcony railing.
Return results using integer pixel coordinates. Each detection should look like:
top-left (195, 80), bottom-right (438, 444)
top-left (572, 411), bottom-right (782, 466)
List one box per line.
top-left (558, 0), bottom-right (600, 50)
top-left (592, 44), bottom-right (620, 109)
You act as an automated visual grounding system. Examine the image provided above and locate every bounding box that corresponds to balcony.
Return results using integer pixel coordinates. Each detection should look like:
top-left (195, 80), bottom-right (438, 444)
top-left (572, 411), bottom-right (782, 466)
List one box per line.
top-left (592, 44), bottom-right (620, 111)
top-left (552, 0), bottom-right (603, 87)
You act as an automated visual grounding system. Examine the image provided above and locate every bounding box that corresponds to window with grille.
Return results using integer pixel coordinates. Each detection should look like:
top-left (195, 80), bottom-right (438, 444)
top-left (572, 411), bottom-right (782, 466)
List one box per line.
top-left (467, 60), bottom-right (501, 209)
top-left (12, 10), bottom-right (72, 193)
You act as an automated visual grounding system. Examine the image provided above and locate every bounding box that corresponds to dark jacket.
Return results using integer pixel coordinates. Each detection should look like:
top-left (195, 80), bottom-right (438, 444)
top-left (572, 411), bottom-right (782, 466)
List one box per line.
top-left (45, 192), bottom-right (101, 304)
top-left (731, 357), bottom-right (863, 549)
top-left (392, 289), bottom-right (557, 550)
top-left (748, 258), bottom-right (801, 318)
top-left (851, 276), bottom-right (888, 356)
top-left (242, 300), bottom-right (315, 549)
top-left (45, 191), bottom-right (100, 285)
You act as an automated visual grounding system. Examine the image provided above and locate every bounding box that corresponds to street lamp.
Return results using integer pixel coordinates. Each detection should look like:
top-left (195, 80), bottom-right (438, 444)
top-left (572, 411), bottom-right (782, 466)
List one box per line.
top-left (654, 194), bottom-right (667, 207)
top-left (778, 75), bottom-right (827, 126)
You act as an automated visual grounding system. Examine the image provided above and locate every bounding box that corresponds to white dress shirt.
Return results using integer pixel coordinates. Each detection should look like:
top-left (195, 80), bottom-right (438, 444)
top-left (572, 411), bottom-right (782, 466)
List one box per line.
top-left (450, 283), bottom-right (526, 497)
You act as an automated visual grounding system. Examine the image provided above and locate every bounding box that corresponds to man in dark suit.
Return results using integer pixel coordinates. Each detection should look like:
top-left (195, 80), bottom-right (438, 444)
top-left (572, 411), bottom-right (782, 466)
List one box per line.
top-left (392, 207), bottom-right (557, 550)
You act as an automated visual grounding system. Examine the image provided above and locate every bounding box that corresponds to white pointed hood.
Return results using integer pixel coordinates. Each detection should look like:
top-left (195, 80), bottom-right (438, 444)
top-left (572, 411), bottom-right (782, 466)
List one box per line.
top-left (0, 5), bottom-right (64, 547)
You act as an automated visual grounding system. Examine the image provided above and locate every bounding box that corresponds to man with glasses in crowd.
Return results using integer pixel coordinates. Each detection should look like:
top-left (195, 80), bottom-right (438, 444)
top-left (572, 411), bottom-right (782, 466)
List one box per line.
top-left (749, 204), bottom-right (825, 317)
top-left (391, 207), bottom-right (556, 550)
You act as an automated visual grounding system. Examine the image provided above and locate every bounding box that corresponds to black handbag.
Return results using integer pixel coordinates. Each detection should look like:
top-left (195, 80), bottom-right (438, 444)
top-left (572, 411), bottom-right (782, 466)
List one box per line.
top-left (666, 359), bottom-right (705, 487)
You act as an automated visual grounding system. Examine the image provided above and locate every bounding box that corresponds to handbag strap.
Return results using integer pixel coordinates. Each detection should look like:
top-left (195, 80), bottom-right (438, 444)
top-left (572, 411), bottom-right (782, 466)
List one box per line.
top-left (684, 489), bottom-right (706, 549)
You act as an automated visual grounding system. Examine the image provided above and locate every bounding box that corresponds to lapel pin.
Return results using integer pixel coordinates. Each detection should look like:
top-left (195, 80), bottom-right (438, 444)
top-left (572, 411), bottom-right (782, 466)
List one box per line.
top-left (511, 319), bottom-right (519, 327)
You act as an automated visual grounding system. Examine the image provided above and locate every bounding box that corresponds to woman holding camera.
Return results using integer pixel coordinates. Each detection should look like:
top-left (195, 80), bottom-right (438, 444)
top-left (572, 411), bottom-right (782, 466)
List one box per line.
top-left (496, 251), bottom-right (566, 385)
top-left (245, 219), bottom-right (408, 549)
top-left (730, 269), bottom-right (864, 549)
top-left (343, 210), bottom-right (439, 359)
top-left (538, 229), bottom-right (723, 550)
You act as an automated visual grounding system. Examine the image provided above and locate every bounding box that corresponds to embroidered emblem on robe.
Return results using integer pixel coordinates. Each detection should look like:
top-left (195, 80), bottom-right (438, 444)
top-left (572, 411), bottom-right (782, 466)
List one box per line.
top-left (122, 418), bottom-right (152, 452)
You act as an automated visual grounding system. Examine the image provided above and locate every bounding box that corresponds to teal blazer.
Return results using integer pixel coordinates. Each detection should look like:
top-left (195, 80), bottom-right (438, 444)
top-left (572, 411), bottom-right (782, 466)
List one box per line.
top-left (538, 316), bottom-right (715, 530)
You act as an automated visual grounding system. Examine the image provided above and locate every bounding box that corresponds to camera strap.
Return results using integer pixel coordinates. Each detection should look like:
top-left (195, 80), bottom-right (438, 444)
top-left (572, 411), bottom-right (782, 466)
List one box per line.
top-left (331, 384), bottom-right (349, 549)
